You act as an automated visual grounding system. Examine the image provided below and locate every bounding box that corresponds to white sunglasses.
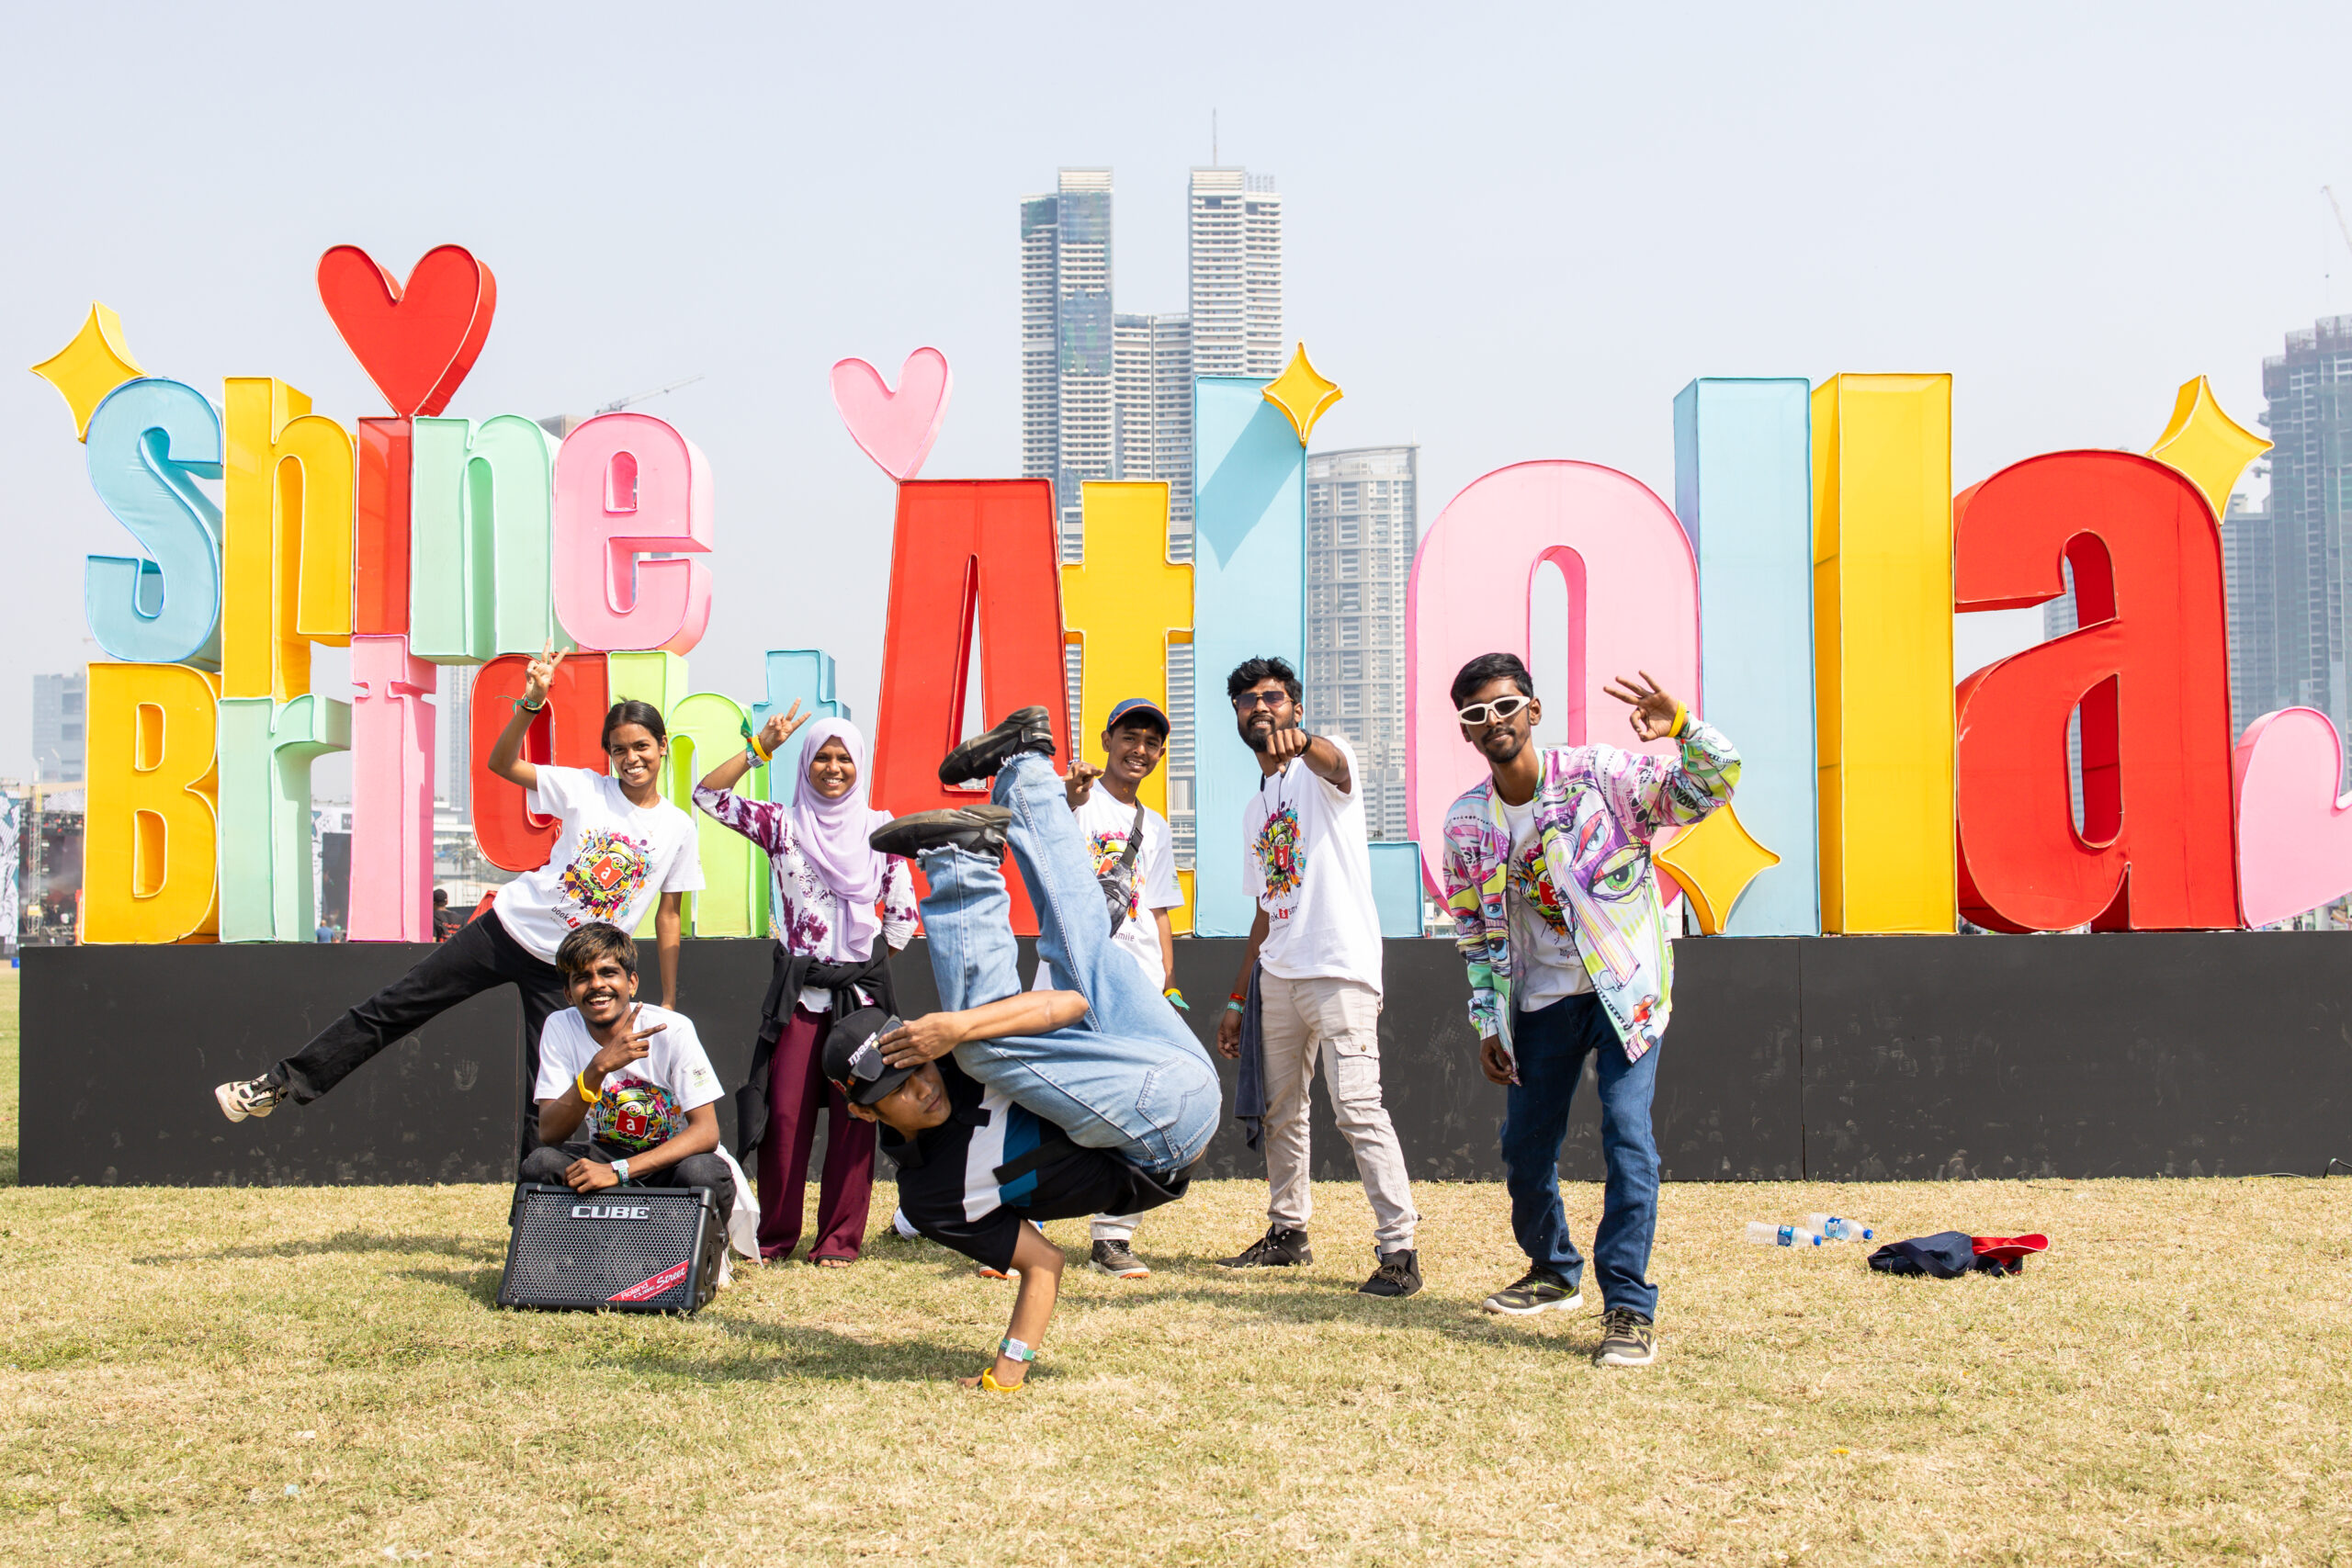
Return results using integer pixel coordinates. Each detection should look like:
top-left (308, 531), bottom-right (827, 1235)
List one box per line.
top-left (1456, 694), bottom-right (1533, 726)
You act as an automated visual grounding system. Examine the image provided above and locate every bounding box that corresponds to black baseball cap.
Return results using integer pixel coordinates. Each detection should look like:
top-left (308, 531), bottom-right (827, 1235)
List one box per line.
top-left (823, 1009), bottom-right (913, 1106)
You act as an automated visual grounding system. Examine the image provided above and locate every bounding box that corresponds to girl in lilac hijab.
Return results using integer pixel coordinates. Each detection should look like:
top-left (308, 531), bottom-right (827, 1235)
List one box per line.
top-left (695, 705), bottom-right (915, 1266)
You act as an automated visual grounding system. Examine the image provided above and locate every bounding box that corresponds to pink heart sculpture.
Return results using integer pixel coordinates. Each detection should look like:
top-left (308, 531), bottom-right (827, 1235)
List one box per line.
top-left (2232, 706), bottom-right (2352, 927)
top-left (830, 347), bottom-right (952, 481)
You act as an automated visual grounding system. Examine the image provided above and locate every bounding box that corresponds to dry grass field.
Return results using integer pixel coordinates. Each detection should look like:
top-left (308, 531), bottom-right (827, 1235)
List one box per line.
top-left (1, 971), bottom-right (2346, 1566)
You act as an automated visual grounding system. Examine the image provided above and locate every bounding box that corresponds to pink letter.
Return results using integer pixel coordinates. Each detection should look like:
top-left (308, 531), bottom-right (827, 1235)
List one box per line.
top-left (346, 634), bottom-right (438, 940)
top-left (551, 412), bottom-right (714, 653)
top-left (1406, 461), bottom-right (1702, 894)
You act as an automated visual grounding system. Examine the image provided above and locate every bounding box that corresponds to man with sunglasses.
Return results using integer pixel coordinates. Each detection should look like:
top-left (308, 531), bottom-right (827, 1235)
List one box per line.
top-left (1214, 657), bottom-right (1420, 1298)
top-left (1441, 652), bottom-right (1740, 1369)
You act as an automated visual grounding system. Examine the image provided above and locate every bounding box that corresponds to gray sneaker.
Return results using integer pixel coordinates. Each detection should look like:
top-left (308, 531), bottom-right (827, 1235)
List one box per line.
top-left (214, 1076), bottom-right (287, 1122)
top-left (1483, 1269), bottom-right (1583, 1316)
top-left (1593, 1306), bottom-right (1657, 1367)
top-left (1090, 1239), bottom-right (1150, 1279)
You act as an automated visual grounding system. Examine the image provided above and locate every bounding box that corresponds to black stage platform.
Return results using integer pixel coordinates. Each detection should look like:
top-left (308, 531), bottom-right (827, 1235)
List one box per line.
top-left (18, 933), bottom-right (2346, 1186)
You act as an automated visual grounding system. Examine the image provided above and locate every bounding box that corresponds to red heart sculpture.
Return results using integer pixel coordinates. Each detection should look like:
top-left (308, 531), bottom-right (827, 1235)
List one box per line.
top-left (316, 244), bottom-right (497, 417)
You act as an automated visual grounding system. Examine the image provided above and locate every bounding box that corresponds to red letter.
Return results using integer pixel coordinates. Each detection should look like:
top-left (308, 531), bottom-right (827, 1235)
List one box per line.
top-left (469, 651), bottom-right (612, 873)
top-left (871, 479), bottom-right (1070, 933)
top-left (1952, 451), bottom-right (2236, 931)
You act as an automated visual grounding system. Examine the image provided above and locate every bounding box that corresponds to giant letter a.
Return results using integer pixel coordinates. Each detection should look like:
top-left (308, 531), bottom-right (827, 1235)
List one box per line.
top-left (871, 479), bottom-right (1070, 934)
top-left (1953, 451), bottom-right (2237, 931)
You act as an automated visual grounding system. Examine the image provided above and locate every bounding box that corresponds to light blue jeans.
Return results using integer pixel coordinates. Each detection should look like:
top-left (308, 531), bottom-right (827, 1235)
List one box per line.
top-left (917, 753), bottom-right (1221, 1177)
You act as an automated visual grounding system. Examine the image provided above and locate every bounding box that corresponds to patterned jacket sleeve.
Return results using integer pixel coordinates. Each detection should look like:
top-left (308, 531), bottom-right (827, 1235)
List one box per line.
top-left (690, 784), bottom-right (789, 855)
top-left (880, 855), bottom-right (920, 946)
top-left (1440, 804), bottom-right (1502, 1042)
top-left (1601, 717), bottom-right (1741, 843)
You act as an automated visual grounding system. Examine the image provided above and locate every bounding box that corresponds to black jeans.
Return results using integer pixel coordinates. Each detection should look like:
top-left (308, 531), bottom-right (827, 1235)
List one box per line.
top-left (268, 911), bottom-right (568, 1159)
top-left (519, 1140), bottom-right (737, 1222)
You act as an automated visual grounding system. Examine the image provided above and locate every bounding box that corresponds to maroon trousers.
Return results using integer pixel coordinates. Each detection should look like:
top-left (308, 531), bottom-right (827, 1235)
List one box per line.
top-left (756, 1004), bottom-right (877, 1261)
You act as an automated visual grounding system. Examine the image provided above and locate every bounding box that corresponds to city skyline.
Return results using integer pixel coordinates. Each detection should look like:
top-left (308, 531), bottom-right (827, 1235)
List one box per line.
top-left (8, 6), bottom-right (2351, 791)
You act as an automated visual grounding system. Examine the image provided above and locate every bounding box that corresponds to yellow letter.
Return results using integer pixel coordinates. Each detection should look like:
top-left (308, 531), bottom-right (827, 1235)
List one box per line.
top-left (223, 378), bottom-right (354, 701)
top-left (1812, 374), bottom-right (1956, 933)
top-left (85, 662), bottom-right (220, 942)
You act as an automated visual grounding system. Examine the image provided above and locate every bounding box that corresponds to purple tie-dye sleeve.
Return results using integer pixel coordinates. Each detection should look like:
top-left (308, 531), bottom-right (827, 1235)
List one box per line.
top-left (691, 784), bottom-right (791, 855)
top-left (881, 855), bottom-right (920, 946)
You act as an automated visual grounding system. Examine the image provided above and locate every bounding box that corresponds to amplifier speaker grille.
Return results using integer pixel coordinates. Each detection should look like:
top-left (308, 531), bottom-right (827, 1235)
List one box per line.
top-left (497, 1183), bottom-right (722, 1314)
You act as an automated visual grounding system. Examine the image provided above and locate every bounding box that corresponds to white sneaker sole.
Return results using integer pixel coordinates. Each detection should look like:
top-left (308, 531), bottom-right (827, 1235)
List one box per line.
top-left (1484, 1291), bottom-right (1584, 1316)
top-left (1091, 1261), bottom-right (1150, 1280)
top-left (1595, 1344), bottom-right (1657, 1367)
top-left (214, 1083), bottom-right (272, 1122)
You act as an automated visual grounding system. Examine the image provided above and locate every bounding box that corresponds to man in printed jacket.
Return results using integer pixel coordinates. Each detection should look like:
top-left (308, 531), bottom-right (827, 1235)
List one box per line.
top-left (1438, 652), bottom-right (1739, 1370)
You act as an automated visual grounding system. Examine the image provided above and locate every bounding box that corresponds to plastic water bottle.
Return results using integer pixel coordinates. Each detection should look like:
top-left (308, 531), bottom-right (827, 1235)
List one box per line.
top-left (1805, 1213), bottom-right (1876, 1242)
top-left (1744, 1221), bottom-right (1825, 1247)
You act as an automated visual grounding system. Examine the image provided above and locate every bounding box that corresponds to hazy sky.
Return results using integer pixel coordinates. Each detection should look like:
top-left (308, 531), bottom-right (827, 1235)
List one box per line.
top-left (7, 2), bottom-right (2350, 791)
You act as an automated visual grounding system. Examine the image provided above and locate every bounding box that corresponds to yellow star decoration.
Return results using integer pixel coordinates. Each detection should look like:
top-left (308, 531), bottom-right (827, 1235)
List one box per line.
top-left (1654, 803), bottom-right (1781, 935)
top-left (1261, 343), bottom-right (1343, 446)
top-left (28, 302), bottom-right (148, 442)
top-left (2146, 376), bottom-right (2268, 520)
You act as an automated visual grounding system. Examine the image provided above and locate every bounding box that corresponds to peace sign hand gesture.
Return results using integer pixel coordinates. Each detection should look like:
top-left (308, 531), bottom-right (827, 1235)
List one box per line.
top-left (524, 639), bottom-right (567, 707)
top-left (1603, 671), bottom-right (1684, 742)
top-left (589, 1003), bottom-right (666, 1077)
top-left (757, 701), bottom-right (808, 757)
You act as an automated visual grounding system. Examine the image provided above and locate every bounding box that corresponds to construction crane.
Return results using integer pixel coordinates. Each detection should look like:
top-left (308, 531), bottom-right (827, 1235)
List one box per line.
top-left (536, 375), bottom-right (704, 438)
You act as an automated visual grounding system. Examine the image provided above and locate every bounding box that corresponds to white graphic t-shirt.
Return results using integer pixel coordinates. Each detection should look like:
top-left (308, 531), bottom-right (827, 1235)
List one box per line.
top-left (1500, 793), bottom-right (1592, 1010)
top-left (1240, 732), bottom-right (1384, 996)
top-left (1032, 787), bottom-right (1182, 993)
top-left (493, 765), bottom-right (706, 963)
top-left (534, 1003), bottom-right (724, 1156)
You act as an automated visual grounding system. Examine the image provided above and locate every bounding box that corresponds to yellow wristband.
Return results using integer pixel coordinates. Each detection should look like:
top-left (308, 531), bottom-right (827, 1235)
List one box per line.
top-left (979, 1367), bottom-right (1026, 1393)
top-left (748, 732), bottom-right (773, 763)
top-left (576, 1070), bottom-right (598, 1106)
top-left (1670, 701), bottom-right (1689, 739)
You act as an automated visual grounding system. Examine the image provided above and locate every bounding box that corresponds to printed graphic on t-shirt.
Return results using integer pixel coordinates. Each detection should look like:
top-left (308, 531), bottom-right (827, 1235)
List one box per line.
top-left (1508, 838), bottom-right (1570, 935)
top-left (1255, 805), bottom-right (1305, 916)
top-left (559, 829), bottom-right (651, 926)
top-left (1090, 829), bottom-right (1141, 919)
top-left (592, 1073), bottom-right (684, 1153)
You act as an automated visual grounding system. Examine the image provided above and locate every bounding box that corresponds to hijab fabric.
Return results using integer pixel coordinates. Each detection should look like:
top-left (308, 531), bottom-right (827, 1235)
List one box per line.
top-left (788, 717), bottom-right (892, 953)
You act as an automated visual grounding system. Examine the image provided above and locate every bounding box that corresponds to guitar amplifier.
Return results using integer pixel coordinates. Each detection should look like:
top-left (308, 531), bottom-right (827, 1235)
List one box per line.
top-left (497, 1184), bottom-right (724, 1314)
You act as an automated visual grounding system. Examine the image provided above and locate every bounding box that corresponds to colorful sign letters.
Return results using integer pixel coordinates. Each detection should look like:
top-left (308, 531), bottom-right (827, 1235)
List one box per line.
top-left (39, 243), bottom-right (2344, 946)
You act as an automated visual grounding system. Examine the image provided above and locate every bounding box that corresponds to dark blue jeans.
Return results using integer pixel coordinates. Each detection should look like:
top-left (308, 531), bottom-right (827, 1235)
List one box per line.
top-left (1499, 993), bottom-right (1660, 1317)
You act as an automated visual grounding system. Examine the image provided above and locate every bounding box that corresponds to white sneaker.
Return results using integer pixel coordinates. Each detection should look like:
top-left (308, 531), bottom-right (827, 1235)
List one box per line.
top-left (215, 1077), bottom-right (287, 1122)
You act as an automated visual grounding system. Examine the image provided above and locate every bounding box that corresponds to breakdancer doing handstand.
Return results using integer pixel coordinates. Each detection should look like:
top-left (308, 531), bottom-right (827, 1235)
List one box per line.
top-left (827, 706), bottom-right (1221, 1391)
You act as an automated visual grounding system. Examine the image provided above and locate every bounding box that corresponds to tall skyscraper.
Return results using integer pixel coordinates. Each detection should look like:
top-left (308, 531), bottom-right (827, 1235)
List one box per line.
top-left (1113, 310), bottom-right (1194, 550)
top-left (1187, 168), bottom-right (1284, 380)
top-left (2222, 491), bottom-right (2278, 739)
top-left (437, 664), bottom-right (474, 814)
top-left (1021, 169), bottom-right (1116, 559)
top-left (2236, 314), bottom-right (2352, 753)
top-left (1023, 163), bottom-right (1285, 870)
top-left (1304, 446), bottom-right (1419, 841)
top-left (30, 672), bottom-right (85, 784)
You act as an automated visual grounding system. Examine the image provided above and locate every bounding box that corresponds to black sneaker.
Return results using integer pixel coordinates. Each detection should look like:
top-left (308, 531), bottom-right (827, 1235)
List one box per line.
top-left (869, 806), bottom-right (1013, 859)
top-left (1592, 1306), bottom-right (1657, 1367)
top-left (1090, 1239), bottom-right (1149, 1279)
top-left (1359, 1247), bottom-right (1423, 1298)
top-left (1483, 1268), bottom-right (1583, 1316)
top-left (1217, 1224), bottom-right (1312, 1269)
top-left (214, 1076), bottom-right (288, 1122)
top-left (937, 705), bottom-right (1057, 788)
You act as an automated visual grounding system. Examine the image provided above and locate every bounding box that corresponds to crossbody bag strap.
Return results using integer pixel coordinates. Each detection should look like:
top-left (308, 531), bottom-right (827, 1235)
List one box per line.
top-left (1103, 798), bottom-right (1148, 938)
